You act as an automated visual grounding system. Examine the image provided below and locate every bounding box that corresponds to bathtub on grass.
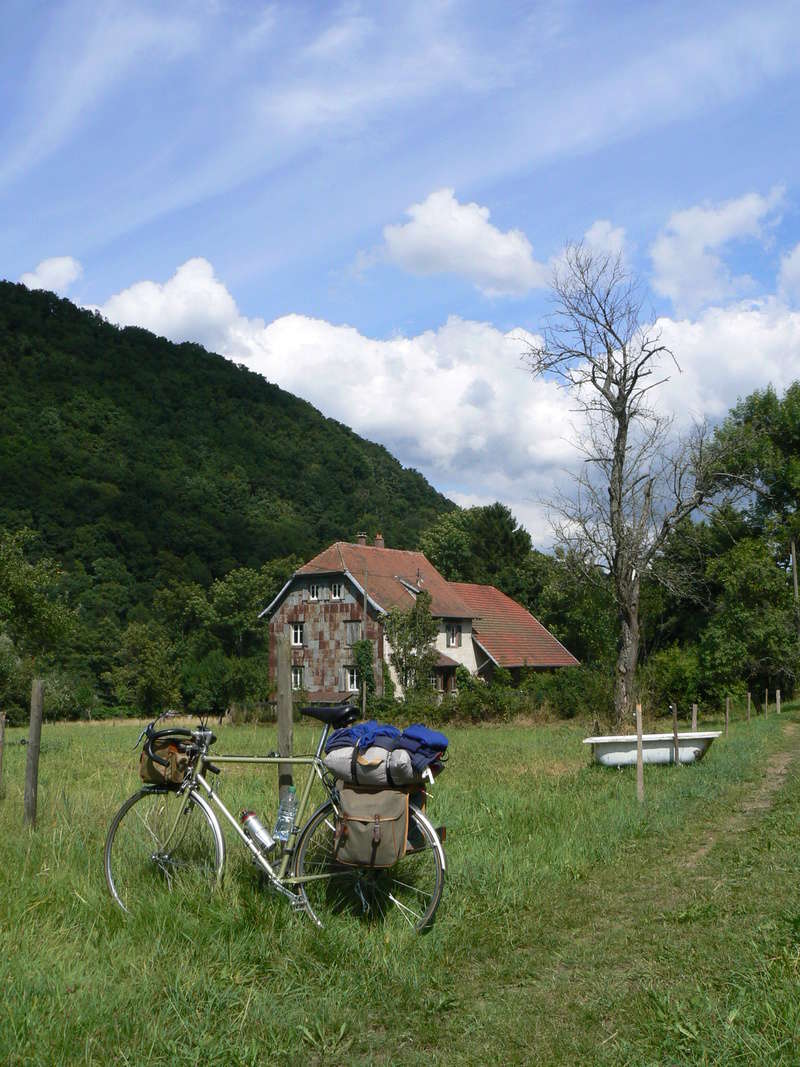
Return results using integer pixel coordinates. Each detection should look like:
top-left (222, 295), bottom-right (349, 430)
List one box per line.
top-left (583, 731), bottom-right (721, 767)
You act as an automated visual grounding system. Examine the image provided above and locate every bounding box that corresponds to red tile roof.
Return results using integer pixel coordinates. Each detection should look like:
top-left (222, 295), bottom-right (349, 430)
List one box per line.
top-left (297, 542), bottom-right (471, 618)
top-left (450, 582), bottom-right (579, 668)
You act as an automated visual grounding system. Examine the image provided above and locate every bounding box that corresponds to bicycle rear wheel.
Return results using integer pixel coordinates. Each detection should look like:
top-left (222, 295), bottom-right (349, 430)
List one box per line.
top-left (105, 787), bottom-right (224, 914)
top-left (293, 801), bottom-right (445, 932)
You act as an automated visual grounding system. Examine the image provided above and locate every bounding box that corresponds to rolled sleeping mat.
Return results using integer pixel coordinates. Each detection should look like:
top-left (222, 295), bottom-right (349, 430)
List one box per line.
top-left (322, 745), bottom-right (418, 786)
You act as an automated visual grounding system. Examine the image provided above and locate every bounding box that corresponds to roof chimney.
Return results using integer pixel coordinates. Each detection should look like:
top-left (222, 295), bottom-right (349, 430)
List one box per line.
top-left (356, 532), bottom-right (367, 546)
top-left (374, 532), bottom-right (385, 549)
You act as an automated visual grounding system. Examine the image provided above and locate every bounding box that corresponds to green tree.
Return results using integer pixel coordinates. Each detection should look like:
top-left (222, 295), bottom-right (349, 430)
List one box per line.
top-left (699, 538), bottom-right (798, 694)
top-left (107, 622), bottom-right (181, 715)
top-left (383, 590), bottom-right (439, 696)
top-left (420, 503), bottom-right (531, 593)
top-left (352, 638), bottom-right (376, 700)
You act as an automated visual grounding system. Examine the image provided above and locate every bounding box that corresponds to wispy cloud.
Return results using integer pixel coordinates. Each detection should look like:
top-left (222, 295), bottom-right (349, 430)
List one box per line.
top-left (0, 2), bottom-right (198, 190)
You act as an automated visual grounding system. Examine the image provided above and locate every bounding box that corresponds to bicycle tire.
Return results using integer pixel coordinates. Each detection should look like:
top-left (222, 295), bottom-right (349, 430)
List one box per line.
top-left (104, 787), bottom-right (225, 914)
top-left (293, 801), bottom-right (445, 932)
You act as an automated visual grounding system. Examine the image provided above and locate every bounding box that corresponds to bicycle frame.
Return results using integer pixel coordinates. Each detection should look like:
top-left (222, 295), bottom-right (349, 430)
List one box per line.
top-left (183, 721), bottom-right (335, 902)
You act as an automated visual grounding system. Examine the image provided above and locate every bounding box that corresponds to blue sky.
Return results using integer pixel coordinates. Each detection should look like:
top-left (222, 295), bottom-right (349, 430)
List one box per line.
top-left (4, 0), bottom-right (800, 543)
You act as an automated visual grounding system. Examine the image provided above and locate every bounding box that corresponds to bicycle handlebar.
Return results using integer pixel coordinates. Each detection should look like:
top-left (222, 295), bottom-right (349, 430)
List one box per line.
top-left (142, 724), bottom-right (215, 767)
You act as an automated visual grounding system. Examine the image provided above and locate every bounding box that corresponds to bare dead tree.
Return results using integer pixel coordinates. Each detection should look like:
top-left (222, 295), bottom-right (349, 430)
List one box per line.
top-left (524, 244), bottom-right (739, 726)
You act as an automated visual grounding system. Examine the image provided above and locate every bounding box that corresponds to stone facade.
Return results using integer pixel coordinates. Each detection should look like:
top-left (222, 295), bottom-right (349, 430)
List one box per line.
top-left (268, 575), bottom-right (385, 700)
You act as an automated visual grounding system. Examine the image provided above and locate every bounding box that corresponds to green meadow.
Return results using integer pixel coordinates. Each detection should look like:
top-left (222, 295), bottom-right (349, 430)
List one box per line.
top-left (2, 712), bottom-right (800, 1065)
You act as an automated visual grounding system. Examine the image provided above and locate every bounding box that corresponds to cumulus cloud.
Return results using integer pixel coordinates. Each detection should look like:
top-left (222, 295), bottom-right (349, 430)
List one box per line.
top-left (95, 257), bottom-right (578, 541)
top-left (651, 187), bottom-right (784, 314)
top-left (98, 258), bottom-right (246, 353)
top-left (583, 219), bottom-right (626, 258)
top-left (92, 253), bottom-right (800, 545)
top-left (19, 256), bottom-right (83, 295)
top-left (657, 298), bottom-right (800, 422)
top-left (381, 188), bottom-right (549, 296)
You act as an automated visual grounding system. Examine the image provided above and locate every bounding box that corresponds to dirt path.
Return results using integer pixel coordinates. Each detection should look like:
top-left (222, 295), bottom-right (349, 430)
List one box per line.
top-left (683, 721), bottom-right (797, 869)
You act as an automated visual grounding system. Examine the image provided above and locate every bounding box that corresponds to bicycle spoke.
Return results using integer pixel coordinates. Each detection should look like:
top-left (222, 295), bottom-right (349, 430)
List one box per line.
top-left (387, 892), bottom-right (420, 927)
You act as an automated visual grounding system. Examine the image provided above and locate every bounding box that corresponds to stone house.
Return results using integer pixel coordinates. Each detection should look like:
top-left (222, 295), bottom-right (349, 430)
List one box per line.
top-left (260, 534), bottom-right (578, 701)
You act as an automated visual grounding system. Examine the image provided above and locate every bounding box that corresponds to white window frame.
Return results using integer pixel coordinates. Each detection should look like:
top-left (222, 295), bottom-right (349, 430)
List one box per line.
top-left (291, 621), bottom-right (304, 646)
top-left (346, 666), bottom-right (358, 691)
top-left (309, 583), bottom-right (319, 601)
top-left (431, 671), bottom-right (444, 692)
top-left (331, 581), bottom-right (342, 601)
top-left (446, 622), bottom-right (461, 648)
top-left (291, 665), bottom-right (303, 691)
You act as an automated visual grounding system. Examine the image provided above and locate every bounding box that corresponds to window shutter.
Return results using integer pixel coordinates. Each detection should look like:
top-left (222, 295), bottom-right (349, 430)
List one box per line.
top-left (456, 625), bottom-right (462, 648)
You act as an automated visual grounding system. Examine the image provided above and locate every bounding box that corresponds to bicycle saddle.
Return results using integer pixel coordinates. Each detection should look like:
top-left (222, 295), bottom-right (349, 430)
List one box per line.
top-left (300, 704), bottom-right (360, 727)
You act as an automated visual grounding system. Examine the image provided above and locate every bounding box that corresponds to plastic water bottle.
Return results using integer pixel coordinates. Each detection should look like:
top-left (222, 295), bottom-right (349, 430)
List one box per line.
top-left (239, 810), bottom-right (275, 853)
top-left (273, 785), bottom-right (297, 843)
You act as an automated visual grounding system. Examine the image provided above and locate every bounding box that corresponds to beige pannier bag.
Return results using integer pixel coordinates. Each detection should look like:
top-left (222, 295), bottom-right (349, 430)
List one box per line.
top-left (333, 783), bottom-right (409, 867)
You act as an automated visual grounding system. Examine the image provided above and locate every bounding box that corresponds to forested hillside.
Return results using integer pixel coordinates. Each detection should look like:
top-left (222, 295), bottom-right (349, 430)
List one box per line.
top-left (0, 282), bottom-right (451, 581)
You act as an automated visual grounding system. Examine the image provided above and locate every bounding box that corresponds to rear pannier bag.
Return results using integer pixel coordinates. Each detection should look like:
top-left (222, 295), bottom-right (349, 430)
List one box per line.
top-left (333, 783), bottom-right (409, 868)
top-left (139, 739), bottom-right (189, 787)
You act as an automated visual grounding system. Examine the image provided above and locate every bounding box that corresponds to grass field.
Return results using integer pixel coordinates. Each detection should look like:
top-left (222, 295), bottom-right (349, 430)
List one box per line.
top-left (2, 710), bottom-right (800, 1065)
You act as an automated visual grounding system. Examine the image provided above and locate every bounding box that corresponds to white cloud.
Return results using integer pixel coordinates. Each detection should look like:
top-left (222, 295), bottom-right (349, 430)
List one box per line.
top-left (98, 258), bottom-right (245, 353)
top-left (19, 256), bottom-right (83, 295)
top-left (778, 243), bottom-right (800, 305)
top-left (657, 298), bottom-right (800, 422)
top-left (381, 188), bottom-right (549, 297)
top-left (650, 187), bottom-right (784, 314)
top-left (95, 258), bottom-right (578, 543)
top-left (583, 219), bottom-right (626, 258)
top-left (92, 254), bottom-right (800, 546)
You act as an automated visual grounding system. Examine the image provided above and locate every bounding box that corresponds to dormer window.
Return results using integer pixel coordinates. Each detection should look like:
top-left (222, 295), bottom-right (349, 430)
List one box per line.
top-left (331, 582), bottom-right (342, 600)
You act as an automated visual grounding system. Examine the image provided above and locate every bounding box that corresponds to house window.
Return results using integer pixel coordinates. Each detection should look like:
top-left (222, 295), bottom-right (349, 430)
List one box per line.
top-left (446, 622), bottom-right (462, 648)
top-left (291, 621), bottom-right (304, 646)
top-left (309, 583), bottom-right (319, 601)
top-left (331, 581), bottom-right (342, 600)
top-left (345, 620), bottom-right (362, 646)
top-left (431, 671), bottom-right (444, 692)
top-left (291, 666), bottom-right (303, 691)
top-left (346, 666), bottom-right (358, 691)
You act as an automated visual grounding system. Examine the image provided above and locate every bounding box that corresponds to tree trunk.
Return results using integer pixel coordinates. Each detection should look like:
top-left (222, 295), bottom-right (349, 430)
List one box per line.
top-left (614, 601), bottom-right (639, 727)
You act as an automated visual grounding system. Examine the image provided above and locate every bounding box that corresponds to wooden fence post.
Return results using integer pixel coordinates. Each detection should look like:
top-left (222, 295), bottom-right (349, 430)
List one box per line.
top-left (275, 634), bottom-right (293, 803)
top-left (636, 703), bottom-right (644, 804)
top-left (725, 695), bottom-right (730, 738)
top-left (361, 567), bottom-right (368, 719)
top-left (691, 703), bottom-right (698, 732)
top-left (0, 711), bottom-right (5, 799)
top-left (672, 704), bottom-right (680, 765)
top-left (764, 688), bottom-right (769, 717)
top-left (23, 679), bottom-right (44, 827)
top-left (747, 691), bottom-right (751, 724)
top-left (777, 688), bottom-right (781, 715)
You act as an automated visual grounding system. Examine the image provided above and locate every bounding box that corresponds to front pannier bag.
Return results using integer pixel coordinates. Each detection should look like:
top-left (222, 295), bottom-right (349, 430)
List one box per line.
top-left (333, 783), bottom-right (409, 868)
top-left (139, 738), bottom-right (189, 787)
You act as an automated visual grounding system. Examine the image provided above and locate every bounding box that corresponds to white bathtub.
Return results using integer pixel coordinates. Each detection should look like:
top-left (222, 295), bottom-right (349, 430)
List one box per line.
top-left (583, 731), bottom-right (722, 767)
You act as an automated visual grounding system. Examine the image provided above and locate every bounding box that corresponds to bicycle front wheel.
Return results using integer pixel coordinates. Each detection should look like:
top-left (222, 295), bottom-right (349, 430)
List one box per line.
top-left (105, 787), bottom-right (225, 914)
top-left (293, 801), bottom-right (445, 932)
